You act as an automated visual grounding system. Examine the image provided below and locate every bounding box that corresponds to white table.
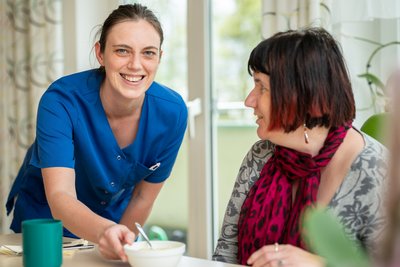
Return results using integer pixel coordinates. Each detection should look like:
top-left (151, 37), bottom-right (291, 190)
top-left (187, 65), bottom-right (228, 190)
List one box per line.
top-left (0, 234), bottom-right (244, 267)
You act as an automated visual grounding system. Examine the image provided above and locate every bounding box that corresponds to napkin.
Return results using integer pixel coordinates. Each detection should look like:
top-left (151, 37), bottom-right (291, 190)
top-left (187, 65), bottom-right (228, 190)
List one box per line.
top-left (0, 239), bottom-right (94, 256)
top-left (0, 245), bottom-right (22, 256)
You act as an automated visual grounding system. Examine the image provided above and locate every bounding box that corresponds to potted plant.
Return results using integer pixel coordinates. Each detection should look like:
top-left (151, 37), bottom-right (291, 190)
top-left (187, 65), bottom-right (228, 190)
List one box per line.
top-left (303, 208), bottom-right (371, 267)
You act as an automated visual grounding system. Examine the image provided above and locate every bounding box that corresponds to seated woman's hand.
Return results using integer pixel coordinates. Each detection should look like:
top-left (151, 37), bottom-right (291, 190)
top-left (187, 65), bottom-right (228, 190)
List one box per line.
top-left (247, 244), bottom-right (325, 267)
top-left (97, 224), bottom-right (136, 262)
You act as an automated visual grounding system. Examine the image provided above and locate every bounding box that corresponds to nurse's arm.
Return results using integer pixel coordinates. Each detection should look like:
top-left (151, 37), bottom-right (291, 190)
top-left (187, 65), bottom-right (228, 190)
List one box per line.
top-left (42, 167), bottom-right (116, 242)
top-left (119, 180), bottom-right (164, 233)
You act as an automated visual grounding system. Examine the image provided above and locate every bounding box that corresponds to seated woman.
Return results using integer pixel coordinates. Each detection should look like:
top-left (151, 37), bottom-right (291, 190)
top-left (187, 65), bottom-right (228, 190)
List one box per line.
top-left (213, 27), bottom-right (388, 267)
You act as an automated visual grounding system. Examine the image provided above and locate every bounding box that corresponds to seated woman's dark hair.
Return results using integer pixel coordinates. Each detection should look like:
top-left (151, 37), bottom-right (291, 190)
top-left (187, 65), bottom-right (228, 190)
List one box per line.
top-left (248, 27), bottom-right (355, 132)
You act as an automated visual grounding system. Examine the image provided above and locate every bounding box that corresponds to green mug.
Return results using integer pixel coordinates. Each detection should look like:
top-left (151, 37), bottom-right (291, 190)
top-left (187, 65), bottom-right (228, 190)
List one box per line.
top-left (22, 219), bottom-right (63, 267)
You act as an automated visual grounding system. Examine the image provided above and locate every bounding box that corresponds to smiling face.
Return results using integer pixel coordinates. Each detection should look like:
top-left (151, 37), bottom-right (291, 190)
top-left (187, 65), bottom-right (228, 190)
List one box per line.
top-left (245, 72), bottom-right (282, 140)
top-left (95, 19), bottom-right (162, 100)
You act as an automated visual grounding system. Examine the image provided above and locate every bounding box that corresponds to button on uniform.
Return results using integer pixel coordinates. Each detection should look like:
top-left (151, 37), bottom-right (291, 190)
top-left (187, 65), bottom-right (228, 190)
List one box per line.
top-left (116, 155), bottom-right (122, 160)
top-left (100, 201), bottom-right (106, 205)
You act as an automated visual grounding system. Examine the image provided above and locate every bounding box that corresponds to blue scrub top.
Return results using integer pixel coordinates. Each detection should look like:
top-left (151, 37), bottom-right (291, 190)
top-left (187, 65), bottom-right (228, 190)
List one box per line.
top-left (6, 69), bottom-right (188, 237)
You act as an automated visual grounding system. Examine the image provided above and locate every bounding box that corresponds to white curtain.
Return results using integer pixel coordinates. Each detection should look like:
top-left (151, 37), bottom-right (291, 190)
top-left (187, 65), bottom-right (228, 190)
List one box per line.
top-left (262, 0), bottom-right (332, 39)
top-left (261, 0), bottom-right (400, 127)
top-left (331, 0), bottom-right (400, 24)
top-left (0, 0), bottom-right (63, 233)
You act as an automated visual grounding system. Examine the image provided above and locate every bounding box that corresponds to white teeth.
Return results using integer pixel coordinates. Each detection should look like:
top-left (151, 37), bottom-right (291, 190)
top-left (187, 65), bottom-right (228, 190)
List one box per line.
top-left (122, 74), bottom-right (143, 82)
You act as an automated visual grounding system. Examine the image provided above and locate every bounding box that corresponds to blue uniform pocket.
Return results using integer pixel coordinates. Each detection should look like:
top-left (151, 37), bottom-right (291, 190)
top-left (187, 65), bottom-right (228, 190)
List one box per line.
top-left (124, 161), bottom-right (158, 187)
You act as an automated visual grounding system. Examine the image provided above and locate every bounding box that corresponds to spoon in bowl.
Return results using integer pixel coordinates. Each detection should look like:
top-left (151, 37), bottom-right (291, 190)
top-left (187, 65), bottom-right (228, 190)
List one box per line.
top-left (135, 222), bottom-right (153, 249)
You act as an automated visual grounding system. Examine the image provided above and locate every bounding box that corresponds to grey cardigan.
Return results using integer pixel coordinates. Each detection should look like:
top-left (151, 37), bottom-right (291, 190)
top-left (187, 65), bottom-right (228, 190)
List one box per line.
top-left (213, 133), bottom-right (388, 264)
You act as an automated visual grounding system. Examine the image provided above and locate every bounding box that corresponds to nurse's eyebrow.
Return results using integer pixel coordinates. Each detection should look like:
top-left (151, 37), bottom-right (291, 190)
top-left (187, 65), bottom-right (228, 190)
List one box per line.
top-left (112, 44), bottom-right (159, 51)
top-left (112, 44), bottom-right (132, 49)
top-left (143, 45), bottom-right (159, 51)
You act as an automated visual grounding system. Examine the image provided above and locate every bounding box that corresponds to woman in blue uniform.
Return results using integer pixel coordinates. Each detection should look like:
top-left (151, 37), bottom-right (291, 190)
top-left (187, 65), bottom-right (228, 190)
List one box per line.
top-left (6, 4), bottom-right (187, 262)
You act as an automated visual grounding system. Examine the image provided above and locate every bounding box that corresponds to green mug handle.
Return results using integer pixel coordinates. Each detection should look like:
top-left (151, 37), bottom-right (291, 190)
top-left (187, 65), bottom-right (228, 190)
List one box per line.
top-left (148, 225), bottom-right (168, 240)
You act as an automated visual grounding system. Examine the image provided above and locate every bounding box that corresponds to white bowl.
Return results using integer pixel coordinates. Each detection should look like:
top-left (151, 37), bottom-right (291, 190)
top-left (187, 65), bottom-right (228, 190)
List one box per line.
top-left (124, 240), bottom-right (185, 267)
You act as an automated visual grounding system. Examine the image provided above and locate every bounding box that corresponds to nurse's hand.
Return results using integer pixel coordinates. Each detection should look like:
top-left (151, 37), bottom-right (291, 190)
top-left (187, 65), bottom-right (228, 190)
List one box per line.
top-left (97, 224), bottom-right (136, 262)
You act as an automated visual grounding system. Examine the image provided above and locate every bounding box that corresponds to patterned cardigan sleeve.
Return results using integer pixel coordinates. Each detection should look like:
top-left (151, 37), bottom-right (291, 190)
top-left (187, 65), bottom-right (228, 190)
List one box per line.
top-left (212, 140), bottom-right (274, 263)
top-left (328, 134), bottom-right (389, 257)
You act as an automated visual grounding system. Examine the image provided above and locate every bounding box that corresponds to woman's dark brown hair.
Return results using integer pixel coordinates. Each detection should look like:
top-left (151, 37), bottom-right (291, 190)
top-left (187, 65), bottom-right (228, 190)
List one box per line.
top-left (248, 27), bottom-right (355, 132)
top-left (97, 3), bottom-right (164, 54)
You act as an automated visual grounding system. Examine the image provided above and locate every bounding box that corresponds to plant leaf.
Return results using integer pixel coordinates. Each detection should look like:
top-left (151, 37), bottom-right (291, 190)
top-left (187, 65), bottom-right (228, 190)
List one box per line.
top-left (358, 73), bottom-right (385, 90)
top-left (302, 208), bottom-right (370, 267)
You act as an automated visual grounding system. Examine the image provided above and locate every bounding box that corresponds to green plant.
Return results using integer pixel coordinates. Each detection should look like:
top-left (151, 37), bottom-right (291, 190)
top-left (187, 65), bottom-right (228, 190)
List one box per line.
top-left (356, 39), bottom-right (400, 112)
top-left (303, 208), bottom-right (370, 267)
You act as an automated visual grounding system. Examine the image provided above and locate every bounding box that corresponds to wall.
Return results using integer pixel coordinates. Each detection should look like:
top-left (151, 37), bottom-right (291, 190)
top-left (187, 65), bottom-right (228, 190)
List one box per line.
top-left (146, 125), bottom-right (258, 231)
top-left (62, 0), bottom-right (119, 75)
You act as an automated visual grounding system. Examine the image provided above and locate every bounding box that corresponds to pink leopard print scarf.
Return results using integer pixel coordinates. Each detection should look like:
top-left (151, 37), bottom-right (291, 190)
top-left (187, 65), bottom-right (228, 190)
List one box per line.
top-left (237, 123), bottom-right (351, 264)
